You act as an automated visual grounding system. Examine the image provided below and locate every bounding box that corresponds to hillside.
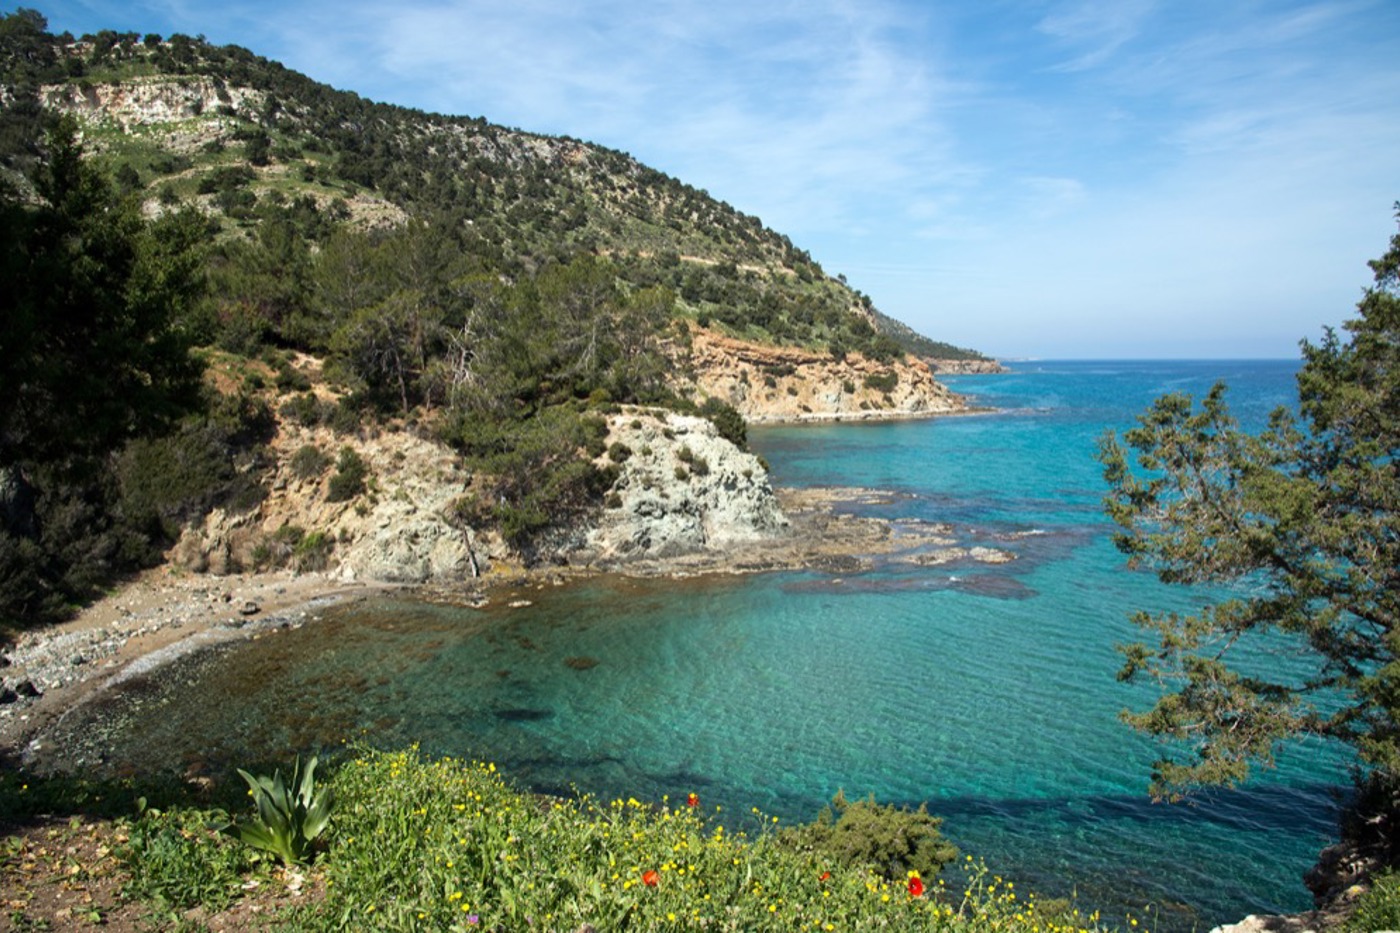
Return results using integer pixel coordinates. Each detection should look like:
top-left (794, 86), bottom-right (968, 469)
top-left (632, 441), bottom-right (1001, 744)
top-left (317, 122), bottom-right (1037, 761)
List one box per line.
top-left (0, 11), bottom-right (986, 629)
top-left (1, 18), bottom-right (990, 367)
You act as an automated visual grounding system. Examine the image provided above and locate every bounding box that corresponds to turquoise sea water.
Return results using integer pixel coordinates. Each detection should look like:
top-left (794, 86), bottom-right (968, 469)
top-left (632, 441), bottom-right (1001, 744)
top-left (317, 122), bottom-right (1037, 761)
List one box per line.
top-left (57, 360), bottom-right (1350, 929)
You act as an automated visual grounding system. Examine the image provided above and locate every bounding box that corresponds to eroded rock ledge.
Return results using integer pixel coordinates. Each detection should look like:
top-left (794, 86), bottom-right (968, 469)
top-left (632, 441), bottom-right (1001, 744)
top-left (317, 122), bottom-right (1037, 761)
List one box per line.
top-left (684, 330), bottom-right (970, 423)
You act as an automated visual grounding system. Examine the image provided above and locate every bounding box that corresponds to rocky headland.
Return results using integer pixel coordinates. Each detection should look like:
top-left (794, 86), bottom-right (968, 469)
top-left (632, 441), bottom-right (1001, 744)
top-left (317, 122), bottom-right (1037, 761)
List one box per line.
top-left (684, 329), bottom-right (970, 423)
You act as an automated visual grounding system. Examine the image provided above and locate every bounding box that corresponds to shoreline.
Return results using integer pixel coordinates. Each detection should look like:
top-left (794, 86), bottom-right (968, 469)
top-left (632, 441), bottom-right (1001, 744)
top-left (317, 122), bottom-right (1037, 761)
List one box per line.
top-left (0, 568), bottom-right (409, 763)
top-left (0, 484), bottom-right (987, 766)
top-left (744, 404), bottom-right (998, 425)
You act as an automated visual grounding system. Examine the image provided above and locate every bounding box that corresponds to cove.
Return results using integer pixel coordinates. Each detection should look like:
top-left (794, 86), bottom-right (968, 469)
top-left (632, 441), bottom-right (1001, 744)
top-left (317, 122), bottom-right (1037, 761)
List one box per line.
top-left (42, 360), bottom-right (1351, 931)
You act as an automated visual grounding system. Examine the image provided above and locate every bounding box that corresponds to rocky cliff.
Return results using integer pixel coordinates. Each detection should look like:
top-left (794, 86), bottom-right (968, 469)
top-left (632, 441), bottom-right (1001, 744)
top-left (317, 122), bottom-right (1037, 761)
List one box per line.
top-left (42, 75), bottom-right (263, 139)
top-left (683, 329), bottom-right (968, 423)
top-left (927, 358), bottom-right (1008, 375)
top-left (169, 359), bottom-right (793, 585)
top-left (573, 410), bottom-right (789, 563)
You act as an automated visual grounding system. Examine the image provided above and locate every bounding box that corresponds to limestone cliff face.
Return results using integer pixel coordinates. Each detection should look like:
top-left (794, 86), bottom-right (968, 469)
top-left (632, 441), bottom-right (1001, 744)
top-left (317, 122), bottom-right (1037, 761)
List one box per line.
top-left (572, 410), bottom-right (789, 563)
top-left (172, 416), bottom-right (490, 585)
top-left (42, 76), bottom-right (264, 147)
top-left (171, 374), bottom-right (789, 584)
top-left (682, 330), bottom-right (968, 423)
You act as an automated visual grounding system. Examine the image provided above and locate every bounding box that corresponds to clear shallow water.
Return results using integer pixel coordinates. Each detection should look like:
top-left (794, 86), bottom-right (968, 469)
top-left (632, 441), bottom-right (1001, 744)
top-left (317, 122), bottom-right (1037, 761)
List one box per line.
top-left (53, 360), bottom-right (1349, 930)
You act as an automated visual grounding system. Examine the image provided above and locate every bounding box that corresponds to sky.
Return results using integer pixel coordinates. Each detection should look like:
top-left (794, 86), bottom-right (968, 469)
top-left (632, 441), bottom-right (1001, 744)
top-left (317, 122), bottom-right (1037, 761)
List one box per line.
top-left (16, 0), bottom-right (1400, 359)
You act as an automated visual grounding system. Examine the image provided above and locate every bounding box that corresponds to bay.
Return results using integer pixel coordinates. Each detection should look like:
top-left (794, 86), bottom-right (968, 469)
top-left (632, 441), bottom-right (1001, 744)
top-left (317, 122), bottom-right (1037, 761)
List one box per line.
top-left (52, 360), bottom-right (1349, 930)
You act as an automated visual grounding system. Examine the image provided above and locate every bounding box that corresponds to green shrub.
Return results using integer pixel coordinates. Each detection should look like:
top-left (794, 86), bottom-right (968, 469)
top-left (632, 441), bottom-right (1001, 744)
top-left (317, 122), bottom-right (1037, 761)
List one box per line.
top-left (864, 371), bottom-right (899, 393)
top-left (275, 361), bottom-right (312, 393)
top-left (780, 791), bottom-right (958, 882)
top-left (326, 447), bottom-right (368, 503)
top-left (291, 444), bottom-right (331, 481)
top-left (328, 398), bottom-right (366, 435)
top-left (699, 396), bottom-right (748, 449)
top-left (608, 441), bottom-right (632, 463)
top-left (293, 531), bottom-right (334, 572)
top-left (280, 392), bottom-right (325, 427)
top-left (448, 407), bottom-right (616, 551)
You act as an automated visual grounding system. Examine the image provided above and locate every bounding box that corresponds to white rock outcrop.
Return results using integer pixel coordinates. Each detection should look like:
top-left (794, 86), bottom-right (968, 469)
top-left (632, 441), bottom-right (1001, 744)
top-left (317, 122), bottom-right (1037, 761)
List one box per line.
top-left (577, 410), bottom-right (789, 561)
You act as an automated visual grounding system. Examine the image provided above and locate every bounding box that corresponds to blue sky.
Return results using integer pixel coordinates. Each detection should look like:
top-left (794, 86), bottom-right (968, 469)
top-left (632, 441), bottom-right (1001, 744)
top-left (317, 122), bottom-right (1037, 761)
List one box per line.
top-left (18, 0), bottom-right (1400, 359)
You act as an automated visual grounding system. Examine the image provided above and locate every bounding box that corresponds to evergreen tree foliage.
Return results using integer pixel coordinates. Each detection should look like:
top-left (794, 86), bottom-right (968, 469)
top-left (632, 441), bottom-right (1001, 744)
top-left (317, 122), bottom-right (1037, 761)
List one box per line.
top-left (1098, 210), bottom-right (1400, 804)
top-left (1, 118), bottom-right (205, 469)
top-left (0, 119), bottom-right (210, 629)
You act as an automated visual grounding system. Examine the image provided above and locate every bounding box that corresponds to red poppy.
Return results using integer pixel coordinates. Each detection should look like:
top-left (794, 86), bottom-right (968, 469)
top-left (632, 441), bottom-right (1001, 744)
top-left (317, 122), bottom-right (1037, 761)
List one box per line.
top-left (642, 869), bottom-right (660, 887)
top-left (686, 793), bottom-right (699, 808)
top-left (907, 876), bottom-right (924, 898)
top-left (819, 871), bottom-right (831, 883)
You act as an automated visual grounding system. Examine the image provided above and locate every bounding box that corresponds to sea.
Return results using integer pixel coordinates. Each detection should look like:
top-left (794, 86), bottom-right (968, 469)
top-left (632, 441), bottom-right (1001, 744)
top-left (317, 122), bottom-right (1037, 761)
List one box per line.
top-left (51, 359), bottom-right (1351, 930)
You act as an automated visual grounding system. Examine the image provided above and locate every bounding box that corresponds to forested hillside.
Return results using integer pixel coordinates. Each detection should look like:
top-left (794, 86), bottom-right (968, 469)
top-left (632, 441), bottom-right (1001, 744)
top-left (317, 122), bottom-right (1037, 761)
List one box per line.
top-left (0, 9), bottom-right (986, 630)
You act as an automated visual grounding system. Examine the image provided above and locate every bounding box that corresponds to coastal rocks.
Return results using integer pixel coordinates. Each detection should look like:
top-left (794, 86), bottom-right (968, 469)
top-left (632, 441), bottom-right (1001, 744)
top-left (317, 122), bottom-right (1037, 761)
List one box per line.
top-left (1208, 838), bottom-right (1382, 933)
top-left (336, 493), bottom-right (478, 584)
top-left (574, 410), bottom-right (788, 563)
top-left (682, 329), bottom-right (968, 423)
top-left (926, 358), bottom-right (1008, 375)
top-left (172, 419), bottom-right (487, 586)
top-left (902, 545), bottom-right (1016, 567)
top-left (1208, 914), bottom-right (1324, 933)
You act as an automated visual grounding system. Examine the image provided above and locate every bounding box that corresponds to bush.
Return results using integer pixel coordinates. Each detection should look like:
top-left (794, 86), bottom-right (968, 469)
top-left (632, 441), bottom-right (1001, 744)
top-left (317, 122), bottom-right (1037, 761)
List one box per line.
top-left (328, 398), bottom-right (367, 435)
top-left (326, 447), bottom-right (368, 503)
top-left (275, 361), bottom-right (312, 393)
top-left (675, 446), bottom-right (710, 477)
top-left (699, 396), bottom-right (747, 450)
top-left (780, 791), bottom-right (958, 882)
top-left (1346, 871), bottom-right (1400, 932)
top-left (293, 531), bottom-right (334, 571)
top-left (447, 407), bottom-right (616, 552)
top-left (291, 444), bottom-right (331, 481)
top-left (607, 441), bottom-right (632, 463)
top-left (864, 371), bottom-right (898, 393)
top-left (280, 392), bottom-right (326, 427)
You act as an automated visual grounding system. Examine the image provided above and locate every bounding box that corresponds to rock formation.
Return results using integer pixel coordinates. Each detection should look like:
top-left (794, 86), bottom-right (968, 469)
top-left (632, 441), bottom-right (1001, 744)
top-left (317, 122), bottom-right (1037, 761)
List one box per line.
top-left (683, 329), bottom-right (968, 423)
top-left (574, 409), bottom-right (789, 563)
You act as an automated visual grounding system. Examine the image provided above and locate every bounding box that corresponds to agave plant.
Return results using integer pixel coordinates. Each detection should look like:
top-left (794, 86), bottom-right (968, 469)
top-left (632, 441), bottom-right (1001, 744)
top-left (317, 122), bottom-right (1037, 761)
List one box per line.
top-left (234, 755), bottom-right (334, 865)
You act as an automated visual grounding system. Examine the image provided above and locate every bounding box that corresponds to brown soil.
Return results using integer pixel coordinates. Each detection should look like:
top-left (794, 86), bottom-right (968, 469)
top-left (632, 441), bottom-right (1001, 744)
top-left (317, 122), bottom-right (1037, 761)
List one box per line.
top-left (0, 816), bottom-right (328, 931)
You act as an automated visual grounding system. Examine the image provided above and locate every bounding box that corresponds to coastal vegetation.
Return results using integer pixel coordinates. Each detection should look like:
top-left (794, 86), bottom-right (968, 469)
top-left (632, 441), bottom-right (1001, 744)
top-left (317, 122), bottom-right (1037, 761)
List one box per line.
top-left (1100, 212), bottom-right (1400, 878)
top-left (0, 747), bottom-right (1124, 931)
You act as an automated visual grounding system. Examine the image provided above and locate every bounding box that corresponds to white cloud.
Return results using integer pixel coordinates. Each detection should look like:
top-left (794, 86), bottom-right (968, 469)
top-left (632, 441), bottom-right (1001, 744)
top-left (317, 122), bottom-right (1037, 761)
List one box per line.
top-left (1035, 0), bottom-right (1156, 71)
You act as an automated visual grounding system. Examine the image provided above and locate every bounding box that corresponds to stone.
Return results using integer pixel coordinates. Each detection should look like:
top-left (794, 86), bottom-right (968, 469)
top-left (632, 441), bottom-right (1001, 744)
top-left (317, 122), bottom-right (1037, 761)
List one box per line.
top-left (575, 410), bottom-right (788, 564)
